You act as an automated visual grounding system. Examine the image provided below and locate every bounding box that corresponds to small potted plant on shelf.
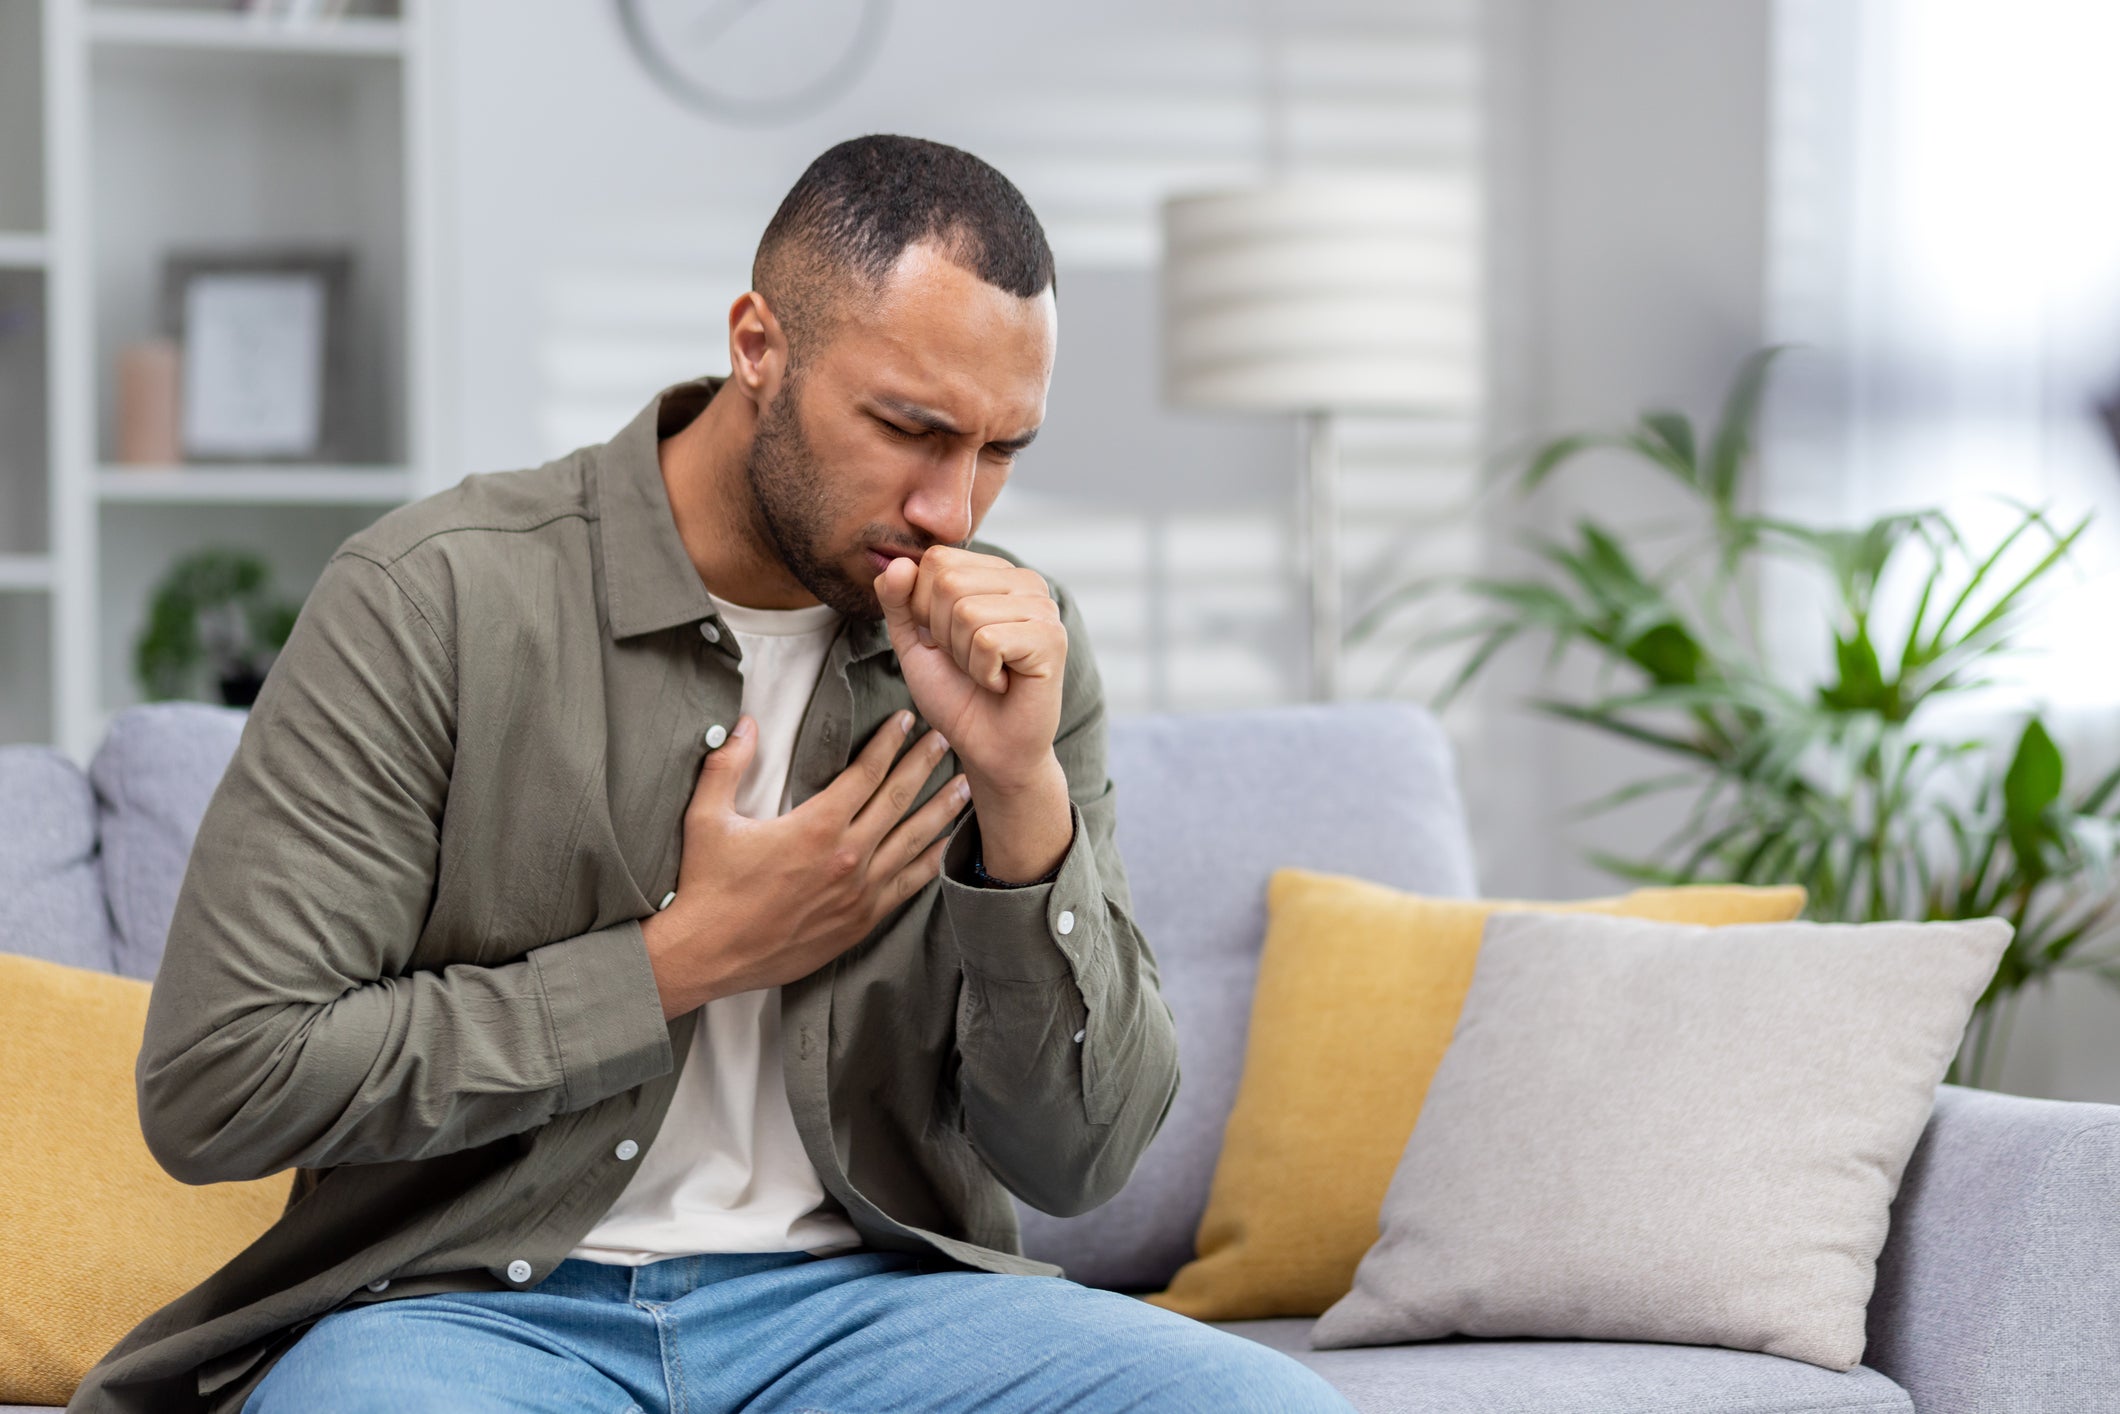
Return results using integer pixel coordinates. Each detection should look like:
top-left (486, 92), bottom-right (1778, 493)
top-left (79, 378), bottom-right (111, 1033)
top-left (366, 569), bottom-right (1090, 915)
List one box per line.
top-left (134, 549), bottom-right (303, 708)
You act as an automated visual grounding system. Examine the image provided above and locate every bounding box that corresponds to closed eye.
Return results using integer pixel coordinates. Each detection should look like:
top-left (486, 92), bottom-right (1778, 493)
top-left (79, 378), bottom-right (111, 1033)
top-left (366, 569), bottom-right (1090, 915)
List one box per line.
top-left (873, 414), bottom-right (927, 440)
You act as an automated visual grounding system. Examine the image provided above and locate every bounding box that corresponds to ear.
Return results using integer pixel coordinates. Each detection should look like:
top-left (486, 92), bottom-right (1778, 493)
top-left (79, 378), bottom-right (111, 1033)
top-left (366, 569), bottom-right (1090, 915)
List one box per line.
top-left (728, 291), bottom-right (789, 406)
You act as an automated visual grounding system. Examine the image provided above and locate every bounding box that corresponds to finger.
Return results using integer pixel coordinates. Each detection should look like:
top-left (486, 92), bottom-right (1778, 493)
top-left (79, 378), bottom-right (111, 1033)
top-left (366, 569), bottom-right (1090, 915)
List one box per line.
top-left (920, 558), bottom-right (1045, 656)
top-left (943, 592), bottom-right (1060, 681)
top-left (873, 772), bottom-right (971, 877)
top-left (870, 834), bottom-right (950, 929)
top-left (848, 727), bottom-right (953, 850)
top-left (966, 619), bottom-right (1067, 693)
top-left (689, 714), bottom-right (757, 815)
top-left (874, 556), bottom-right (923, 658)
top-left (810, 708), bottom-right (915, 820)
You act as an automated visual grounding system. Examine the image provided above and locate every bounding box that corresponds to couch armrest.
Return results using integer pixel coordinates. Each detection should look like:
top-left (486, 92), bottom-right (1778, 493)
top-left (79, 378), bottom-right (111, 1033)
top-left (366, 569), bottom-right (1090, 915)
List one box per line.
top-left (1866, 1083), bottom-right (2120, 1412)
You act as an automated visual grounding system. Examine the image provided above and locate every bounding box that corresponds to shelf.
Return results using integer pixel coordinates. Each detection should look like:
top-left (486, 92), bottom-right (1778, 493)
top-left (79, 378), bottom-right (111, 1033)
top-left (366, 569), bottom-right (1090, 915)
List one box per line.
top-left (87, 8), bottom-right (405, 58)
top-left (97, 466), bottom-right (414, 505)
top-left (0, 233), bottom-right (43, 270)
top-left (36, 0), bottom-right (431, 759)
top-left (0, 555), bottom-right (52, 592)
top-left (88, 24), bottom-right (410, 467)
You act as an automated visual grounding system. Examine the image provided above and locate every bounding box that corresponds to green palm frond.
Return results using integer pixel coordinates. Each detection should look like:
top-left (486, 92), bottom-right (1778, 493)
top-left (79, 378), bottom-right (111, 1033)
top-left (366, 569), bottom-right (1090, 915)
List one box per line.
top-left (1364, 345), bottom-right (2118, 1089)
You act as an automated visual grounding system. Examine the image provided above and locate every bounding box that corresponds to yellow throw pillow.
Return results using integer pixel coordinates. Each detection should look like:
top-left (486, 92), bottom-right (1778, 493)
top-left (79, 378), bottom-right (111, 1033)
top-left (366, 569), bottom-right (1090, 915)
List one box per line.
top-left (0, 953), bottom-right (293, 1406)
top-left (1145, 871), bottom-right (1808, 1322)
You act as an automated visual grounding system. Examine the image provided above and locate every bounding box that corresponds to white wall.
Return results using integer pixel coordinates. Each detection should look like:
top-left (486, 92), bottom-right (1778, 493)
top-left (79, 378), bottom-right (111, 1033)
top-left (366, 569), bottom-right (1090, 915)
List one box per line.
top-left (428, 0), bottom-right (1484, 715)
top-left (1475, 0), bottom-right (1774, 899)
top-left (1481, 0), bottom-right (2120, 1102)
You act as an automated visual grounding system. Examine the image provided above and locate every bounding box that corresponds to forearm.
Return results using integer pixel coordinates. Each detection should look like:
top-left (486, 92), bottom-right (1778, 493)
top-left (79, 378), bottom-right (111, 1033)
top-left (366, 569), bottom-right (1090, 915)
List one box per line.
top-left (963, 752), bottom-right (1071, 884)
top-left (141, 913), bottom-right (672, 1184)
top-left (643, 907), bottom-right (715, 1019)
top-left (956, 935), bottom-right (1180, 1217)
top-left (909, 561), bottom-right (1178, 1213)
top-left (941, 800), bottom-right (1181, 1216)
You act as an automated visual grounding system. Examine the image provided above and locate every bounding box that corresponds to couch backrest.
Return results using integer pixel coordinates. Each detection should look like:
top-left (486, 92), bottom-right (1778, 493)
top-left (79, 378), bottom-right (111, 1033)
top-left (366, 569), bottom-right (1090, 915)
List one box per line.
top-left (1016, 701), bottom-right (1478, 1291)
top-left (13, 698), bottom-right (1480, 1295)
top-left (87, 703), bottom-right (249, 980)
top-left (0, 745), bottom-right (118, 973)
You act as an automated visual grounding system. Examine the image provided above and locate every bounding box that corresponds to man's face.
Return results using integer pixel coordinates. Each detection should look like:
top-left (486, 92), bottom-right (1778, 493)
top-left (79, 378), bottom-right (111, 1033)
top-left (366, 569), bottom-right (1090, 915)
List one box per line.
top-left (744, 242), bottom-right (1056, 619)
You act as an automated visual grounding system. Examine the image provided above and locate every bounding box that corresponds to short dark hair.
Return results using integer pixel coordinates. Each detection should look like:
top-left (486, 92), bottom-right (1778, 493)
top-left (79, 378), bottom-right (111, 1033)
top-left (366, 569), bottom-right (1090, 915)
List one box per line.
top-left (753, 134), bottom-right (1055, 358)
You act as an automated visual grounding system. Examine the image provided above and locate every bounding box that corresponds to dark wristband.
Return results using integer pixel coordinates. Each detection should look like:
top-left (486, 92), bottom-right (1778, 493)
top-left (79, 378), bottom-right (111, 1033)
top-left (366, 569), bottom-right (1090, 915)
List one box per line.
top-left (970, 847), bottom-right (1064, 889)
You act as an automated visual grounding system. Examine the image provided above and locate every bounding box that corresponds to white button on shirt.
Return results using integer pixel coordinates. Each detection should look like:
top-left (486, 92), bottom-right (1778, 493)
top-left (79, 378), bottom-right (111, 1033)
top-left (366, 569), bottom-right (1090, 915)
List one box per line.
top-left (365, 1278), bottom-right (390, 1292)
top-left (700, 621), bottom-right (722, 644)
top-left (615, 1140), bottom-right (639, 1161)
top-left (704, 723), bottom-right (728, 749)
top-left (506, 1260), bottom-right (532, 1283)
top-left (1057, 909), bottom-right (1076, 936)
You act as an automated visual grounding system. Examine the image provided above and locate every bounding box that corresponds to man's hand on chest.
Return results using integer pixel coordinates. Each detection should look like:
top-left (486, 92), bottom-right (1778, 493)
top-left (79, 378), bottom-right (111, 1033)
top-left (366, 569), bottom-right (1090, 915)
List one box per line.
top-left (640, 709), bottom-right (968, 1020)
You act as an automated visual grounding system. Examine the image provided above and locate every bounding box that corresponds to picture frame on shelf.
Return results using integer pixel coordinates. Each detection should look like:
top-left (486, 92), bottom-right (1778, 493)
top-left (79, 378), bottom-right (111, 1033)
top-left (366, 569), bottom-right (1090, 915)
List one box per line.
top-left (163, 248), bottom-right (353, 464)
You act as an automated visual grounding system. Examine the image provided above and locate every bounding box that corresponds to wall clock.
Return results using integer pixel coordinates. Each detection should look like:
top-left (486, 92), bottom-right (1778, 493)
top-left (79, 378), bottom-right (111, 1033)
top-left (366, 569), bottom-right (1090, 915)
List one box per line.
top-left (615, 0), bottom-right (893, 125)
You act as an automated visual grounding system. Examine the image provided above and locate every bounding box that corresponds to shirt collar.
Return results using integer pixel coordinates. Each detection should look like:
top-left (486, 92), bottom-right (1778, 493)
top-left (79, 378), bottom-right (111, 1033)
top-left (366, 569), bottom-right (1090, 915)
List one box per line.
top-left (593, 376), bottom-right (893, 662)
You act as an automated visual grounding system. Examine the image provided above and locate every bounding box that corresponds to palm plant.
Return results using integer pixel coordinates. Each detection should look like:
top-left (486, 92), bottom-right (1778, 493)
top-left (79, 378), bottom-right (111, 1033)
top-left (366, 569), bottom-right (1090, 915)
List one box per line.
top-left (1356, 347), bottom-right (2120, 1087)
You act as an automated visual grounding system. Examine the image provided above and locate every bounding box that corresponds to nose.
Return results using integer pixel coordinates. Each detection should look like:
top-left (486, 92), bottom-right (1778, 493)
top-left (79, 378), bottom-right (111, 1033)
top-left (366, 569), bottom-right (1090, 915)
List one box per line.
top-left (903, 444), bottom-right (977, 548)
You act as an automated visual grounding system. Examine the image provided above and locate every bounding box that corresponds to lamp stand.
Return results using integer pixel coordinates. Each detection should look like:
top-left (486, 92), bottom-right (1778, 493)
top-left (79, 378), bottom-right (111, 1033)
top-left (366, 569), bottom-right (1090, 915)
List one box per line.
top-left (1297, 410), bottom-right (1339, 701)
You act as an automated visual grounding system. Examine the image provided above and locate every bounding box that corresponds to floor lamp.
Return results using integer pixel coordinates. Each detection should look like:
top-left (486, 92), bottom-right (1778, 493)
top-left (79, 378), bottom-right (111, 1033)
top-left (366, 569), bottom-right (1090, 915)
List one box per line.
top-left (1160, 180), bottom-right (1478, 700)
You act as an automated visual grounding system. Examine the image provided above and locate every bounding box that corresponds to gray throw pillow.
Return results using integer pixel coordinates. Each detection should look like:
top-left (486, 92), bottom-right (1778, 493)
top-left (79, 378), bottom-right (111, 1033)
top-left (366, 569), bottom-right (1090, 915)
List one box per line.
top-left (1311, 910), bottom-right (2010, 1371)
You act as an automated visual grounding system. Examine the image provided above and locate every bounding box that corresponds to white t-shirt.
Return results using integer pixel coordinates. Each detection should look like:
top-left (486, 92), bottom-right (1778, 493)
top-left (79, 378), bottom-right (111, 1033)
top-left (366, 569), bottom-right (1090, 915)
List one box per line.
top-left (568, 591), bottom-right (865, 1264)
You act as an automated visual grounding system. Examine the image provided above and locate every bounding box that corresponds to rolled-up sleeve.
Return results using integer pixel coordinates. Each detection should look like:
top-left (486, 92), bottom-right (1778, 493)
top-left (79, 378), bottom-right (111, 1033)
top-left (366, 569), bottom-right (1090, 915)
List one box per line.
top-left (938, 583), bottom-right (1180, 1218)
top-left (136, 549), bottom-right (672, 1187)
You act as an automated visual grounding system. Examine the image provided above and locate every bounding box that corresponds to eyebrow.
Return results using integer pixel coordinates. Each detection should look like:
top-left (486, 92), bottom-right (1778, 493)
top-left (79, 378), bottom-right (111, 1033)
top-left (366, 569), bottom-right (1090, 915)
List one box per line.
top-left (876, 398), bottom-right (1040, 453)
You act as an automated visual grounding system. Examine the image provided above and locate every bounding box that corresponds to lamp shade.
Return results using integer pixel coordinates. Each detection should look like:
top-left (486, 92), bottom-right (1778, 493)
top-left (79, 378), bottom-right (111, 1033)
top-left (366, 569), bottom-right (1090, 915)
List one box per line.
top-left (1160, 178), bottom-right (1480, 415)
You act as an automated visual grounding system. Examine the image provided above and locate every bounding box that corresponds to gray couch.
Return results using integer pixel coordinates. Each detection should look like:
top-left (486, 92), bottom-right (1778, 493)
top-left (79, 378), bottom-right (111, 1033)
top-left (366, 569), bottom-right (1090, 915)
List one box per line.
top-left (4, 700), bottom-right (2116, 1413)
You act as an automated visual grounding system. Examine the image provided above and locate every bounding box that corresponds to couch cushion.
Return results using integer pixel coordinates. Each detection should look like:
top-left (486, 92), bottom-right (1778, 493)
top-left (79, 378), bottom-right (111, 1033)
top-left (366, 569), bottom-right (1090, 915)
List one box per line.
top-left (1149, 875), bottom-right (1805, 1322)
top-left (1312, 912), bottom-right (2008, 1372)
top-left (87, 703), bottom-right (248, 980)
top-left (0, 953), bottom-right (293, 1407)
top-left (0, 746), bottom-right (117, 973)
top-left (1866, 1084), bottom-right (2120, 1412)
top-left (1214, 1320), bottom-right (1913, 1414)
top-left (1015, 702), bottom-right (1478, 1292)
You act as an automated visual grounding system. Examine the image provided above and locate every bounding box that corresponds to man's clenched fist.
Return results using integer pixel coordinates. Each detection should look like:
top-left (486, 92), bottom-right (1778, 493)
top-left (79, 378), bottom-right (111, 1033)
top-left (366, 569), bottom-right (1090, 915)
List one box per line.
top-left (874, 546), bottom-right (1066, 795)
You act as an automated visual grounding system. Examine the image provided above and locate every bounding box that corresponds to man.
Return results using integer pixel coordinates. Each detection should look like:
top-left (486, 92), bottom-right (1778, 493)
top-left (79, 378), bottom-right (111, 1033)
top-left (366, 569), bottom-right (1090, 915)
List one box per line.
top-left (70, 136), bottom-right (1351, 1412)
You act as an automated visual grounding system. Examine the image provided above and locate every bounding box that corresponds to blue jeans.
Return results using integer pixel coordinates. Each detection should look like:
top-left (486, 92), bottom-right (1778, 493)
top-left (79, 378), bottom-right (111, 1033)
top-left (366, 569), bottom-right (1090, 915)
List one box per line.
top-left (242, 1249), bottom-right (1353, 1413)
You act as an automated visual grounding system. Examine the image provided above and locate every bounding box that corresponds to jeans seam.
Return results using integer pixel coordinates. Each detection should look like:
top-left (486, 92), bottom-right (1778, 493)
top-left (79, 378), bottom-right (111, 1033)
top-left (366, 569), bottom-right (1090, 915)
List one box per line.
top-left (640, 1299), bottom-right (684, 1414)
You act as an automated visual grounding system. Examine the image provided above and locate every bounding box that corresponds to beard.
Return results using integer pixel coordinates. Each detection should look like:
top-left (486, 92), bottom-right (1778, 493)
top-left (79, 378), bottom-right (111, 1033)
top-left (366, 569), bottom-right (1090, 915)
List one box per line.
top-left (743, 379), bottom-right (909, 620)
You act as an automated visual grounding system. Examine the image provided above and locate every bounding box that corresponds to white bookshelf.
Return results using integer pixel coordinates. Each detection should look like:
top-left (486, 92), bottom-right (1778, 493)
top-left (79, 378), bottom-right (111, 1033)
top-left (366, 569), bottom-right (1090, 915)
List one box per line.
top-left (96, 465), bottom-right (415, 504)
top-left (14, 0), bottom-right (440, 760)
top-left (0, 232), bottom-right (47, 268)
top-left (86, 6), bottom-right (406, 56)
top-left (0, 0), bottom-right (52, 747)
top-left (0, 554), bottom-right (53, 590)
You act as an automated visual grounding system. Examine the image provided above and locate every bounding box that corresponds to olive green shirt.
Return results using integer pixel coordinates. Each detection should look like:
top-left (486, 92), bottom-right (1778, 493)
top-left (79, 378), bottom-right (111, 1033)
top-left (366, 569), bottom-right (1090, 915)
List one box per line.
top-left (70, 379), bottom-right (1179, 1414)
